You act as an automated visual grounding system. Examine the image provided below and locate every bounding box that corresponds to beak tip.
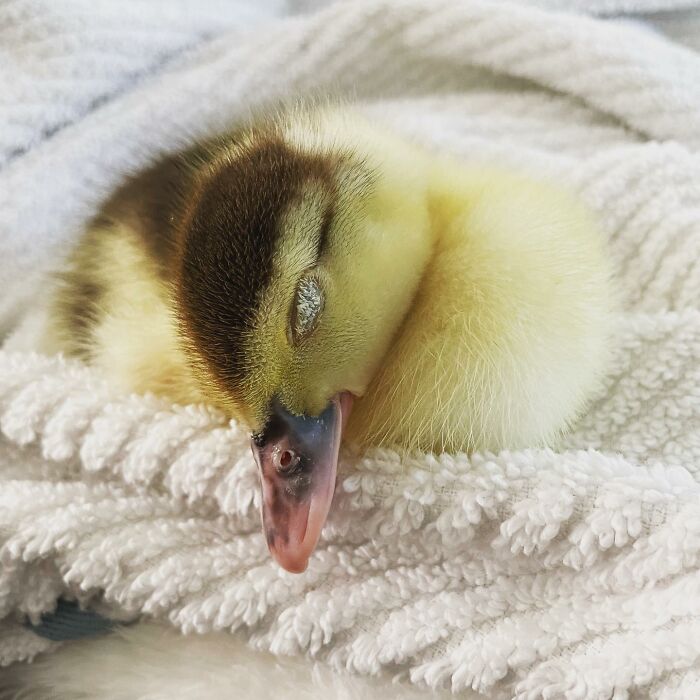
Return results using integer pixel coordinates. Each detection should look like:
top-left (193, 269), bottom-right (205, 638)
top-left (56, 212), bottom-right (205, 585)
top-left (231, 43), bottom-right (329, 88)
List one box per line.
top-left (266, 529), bottom-right (313, 573)
top-left (271, 549), bottom-right (310, 574)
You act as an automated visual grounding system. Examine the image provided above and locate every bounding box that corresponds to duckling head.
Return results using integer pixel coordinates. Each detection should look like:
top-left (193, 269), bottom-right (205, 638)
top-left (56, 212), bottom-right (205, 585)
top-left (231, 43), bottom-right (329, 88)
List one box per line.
top-left (175, 113), bottom-right (431, 572)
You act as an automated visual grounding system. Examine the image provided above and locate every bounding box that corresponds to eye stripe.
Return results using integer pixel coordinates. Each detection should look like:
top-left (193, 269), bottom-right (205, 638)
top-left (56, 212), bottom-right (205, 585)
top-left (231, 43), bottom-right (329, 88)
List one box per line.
top-left (316, 205), bottom-right (334, 260)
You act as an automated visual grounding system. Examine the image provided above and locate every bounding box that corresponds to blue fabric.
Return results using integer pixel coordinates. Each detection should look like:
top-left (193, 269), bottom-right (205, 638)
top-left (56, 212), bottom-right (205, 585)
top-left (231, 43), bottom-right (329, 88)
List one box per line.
top-left (26, 599), bottom-right (117, 641)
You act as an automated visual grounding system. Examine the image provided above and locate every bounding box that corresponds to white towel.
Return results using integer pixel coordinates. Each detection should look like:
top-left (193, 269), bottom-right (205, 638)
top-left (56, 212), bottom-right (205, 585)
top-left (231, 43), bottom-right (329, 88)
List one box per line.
top-left (2, 1), bottom-right (700, 697)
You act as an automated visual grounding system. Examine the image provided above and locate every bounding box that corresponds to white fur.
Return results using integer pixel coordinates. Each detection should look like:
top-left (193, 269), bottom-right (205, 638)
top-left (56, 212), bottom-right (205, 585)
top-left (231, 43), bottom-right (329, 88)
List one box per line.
top-left (1, 622), bottom-right (455, 700)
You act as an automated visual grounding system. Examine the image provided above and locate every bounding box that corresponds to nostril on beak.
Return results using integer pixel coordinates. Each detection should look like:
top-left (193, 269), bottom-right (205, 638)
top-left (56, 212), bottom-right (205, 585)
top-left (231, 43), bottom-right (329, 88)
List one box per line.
top-left (274, 448), bottom-right (299, 474)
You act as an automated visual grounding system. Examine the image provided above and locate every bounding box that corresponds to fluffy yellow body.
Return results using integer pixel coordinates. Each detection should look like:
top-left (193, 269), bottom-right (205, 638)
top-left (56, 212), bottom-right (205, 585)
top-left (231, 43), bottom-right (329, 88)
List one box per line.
top-left (45, 109), bottom-right (613, 454)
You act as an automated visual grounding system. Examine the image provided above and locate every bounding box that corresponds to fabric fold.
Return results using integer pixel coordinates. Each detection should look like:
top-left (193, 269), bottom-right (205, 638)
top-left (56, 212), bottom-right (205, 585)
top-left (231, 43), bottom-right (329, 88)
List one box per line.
top-left (2, 1), bottom-right (700, 696)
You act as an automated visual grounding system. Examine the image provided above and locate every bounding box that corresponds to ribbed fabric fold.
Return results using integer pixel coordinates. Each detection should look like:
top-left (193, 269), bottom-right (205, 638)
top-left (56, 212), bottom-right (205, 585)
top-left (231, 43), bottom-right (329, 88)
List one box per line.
top-left (2, 1), bottom-right (700, 696)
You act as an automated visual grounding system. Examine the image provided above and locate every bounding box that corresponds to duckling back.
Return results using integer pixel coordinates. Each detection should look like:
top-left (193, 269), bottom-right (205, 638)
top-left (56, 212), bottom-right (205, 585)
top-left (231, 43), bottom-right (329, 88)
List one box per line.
top-left (347, 163), bottom-right (613, 454)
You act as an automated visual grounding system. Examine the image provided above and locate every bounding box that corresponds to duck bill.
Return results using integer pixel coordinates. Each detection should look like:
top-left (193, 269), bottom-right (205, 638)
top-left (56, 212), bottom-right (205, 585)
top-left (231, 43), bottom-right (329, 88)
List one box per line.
top-left (251, 392), bottom-right (353, 573)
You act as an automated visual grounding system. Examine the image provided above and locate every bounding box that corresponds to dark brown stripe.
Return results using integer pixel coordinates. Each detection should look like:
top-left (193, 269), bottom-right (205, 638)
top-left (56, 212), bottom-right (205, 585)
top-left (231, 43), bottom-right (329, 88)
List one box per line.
top-left (316, 203), bottom-right (334, 260)
top-left (53, 269), bottom-right (105, 360)
top-left (98, 143), bottom-right (212, 275)
top-left (176, 135), bottom-right (336, 391)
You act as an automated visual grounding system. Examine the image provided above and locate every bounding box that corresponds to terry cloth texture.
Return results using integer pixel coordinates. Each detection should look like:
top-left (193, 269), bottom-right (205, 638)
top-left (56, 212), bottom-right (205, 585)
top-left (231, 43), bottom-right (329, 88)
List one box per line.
top-left (2, 0), bottom-right (700, 697)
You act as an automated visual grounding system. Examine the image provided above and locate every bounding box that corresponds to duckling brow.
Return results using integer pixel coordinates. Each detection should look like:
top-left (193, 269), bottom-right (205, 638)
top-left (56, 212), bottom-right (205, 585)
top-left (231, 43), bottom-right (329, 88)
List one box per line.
top-left (276, 182), bottom-right (336, 269)
top-left (177, 135), bottom-right (337, 388)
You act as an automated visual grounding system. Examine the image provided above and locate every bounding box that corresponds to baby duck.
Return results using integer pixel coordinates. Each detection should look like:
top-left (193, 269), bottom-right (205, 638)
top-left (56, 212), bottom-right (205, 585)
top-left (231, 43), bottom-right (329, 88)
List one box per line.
top-left (44, 107), bottom-right (612, 573)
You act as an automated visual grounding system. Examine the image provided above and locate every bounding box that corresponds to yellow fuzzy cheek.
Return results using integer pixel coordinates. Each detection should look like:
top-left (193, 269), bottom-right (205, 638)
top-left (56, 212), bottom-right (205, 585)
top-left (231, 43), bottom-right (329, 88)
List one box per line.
top-left (49, 227), bottom-right (207, 407)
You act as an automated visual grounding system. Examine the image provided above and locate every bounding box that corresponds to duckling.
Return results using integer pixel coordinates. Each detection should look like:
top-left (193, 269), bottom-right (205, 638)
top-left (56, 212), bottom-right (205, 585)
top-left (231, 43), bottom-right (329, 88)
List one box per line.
top-left (43, 106), bottom-right (613, 573)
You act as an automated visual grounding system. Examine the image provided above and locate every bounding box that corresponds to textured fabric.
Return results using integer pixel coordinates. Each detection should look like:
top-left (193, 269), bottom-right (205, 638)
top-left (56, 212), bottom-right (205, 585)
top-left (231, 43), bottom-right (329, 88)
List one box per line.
top-left (25, 600), bottom-right (117, 642)
top-left (0, 0), bottom-right (283, 335)
top-left (515, 0), bottom-right (700, 12)
top-left (2, 0), bottom-right (700, 697)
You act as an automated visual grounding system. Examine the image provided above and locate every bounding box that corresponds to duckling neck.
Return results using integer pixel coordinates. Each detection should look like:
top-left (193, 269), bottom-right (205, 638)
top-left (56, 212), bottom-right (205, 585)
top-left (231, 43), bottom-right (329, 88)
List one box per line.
top-left (345, 166), bottom-right (483, 453)
top-left (347, 159), bottom-right (611, 454)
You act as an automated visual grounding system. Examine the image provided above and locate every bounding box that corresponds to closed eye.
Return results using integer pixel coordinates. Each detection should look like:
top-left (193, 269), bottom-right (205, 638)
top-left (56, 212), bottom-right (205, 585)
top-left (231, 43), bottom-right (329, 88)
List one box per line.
top-left (289, 274), bottom-right (323, 344)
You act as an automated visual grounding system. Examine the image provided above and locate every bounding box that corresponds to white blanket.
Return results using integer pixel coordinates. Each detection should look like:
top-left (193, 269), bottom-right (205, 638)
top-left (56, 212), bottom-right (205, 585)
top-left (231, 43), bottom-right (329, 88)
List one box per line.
top-left (2, 1), bottom-right (700, 697)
